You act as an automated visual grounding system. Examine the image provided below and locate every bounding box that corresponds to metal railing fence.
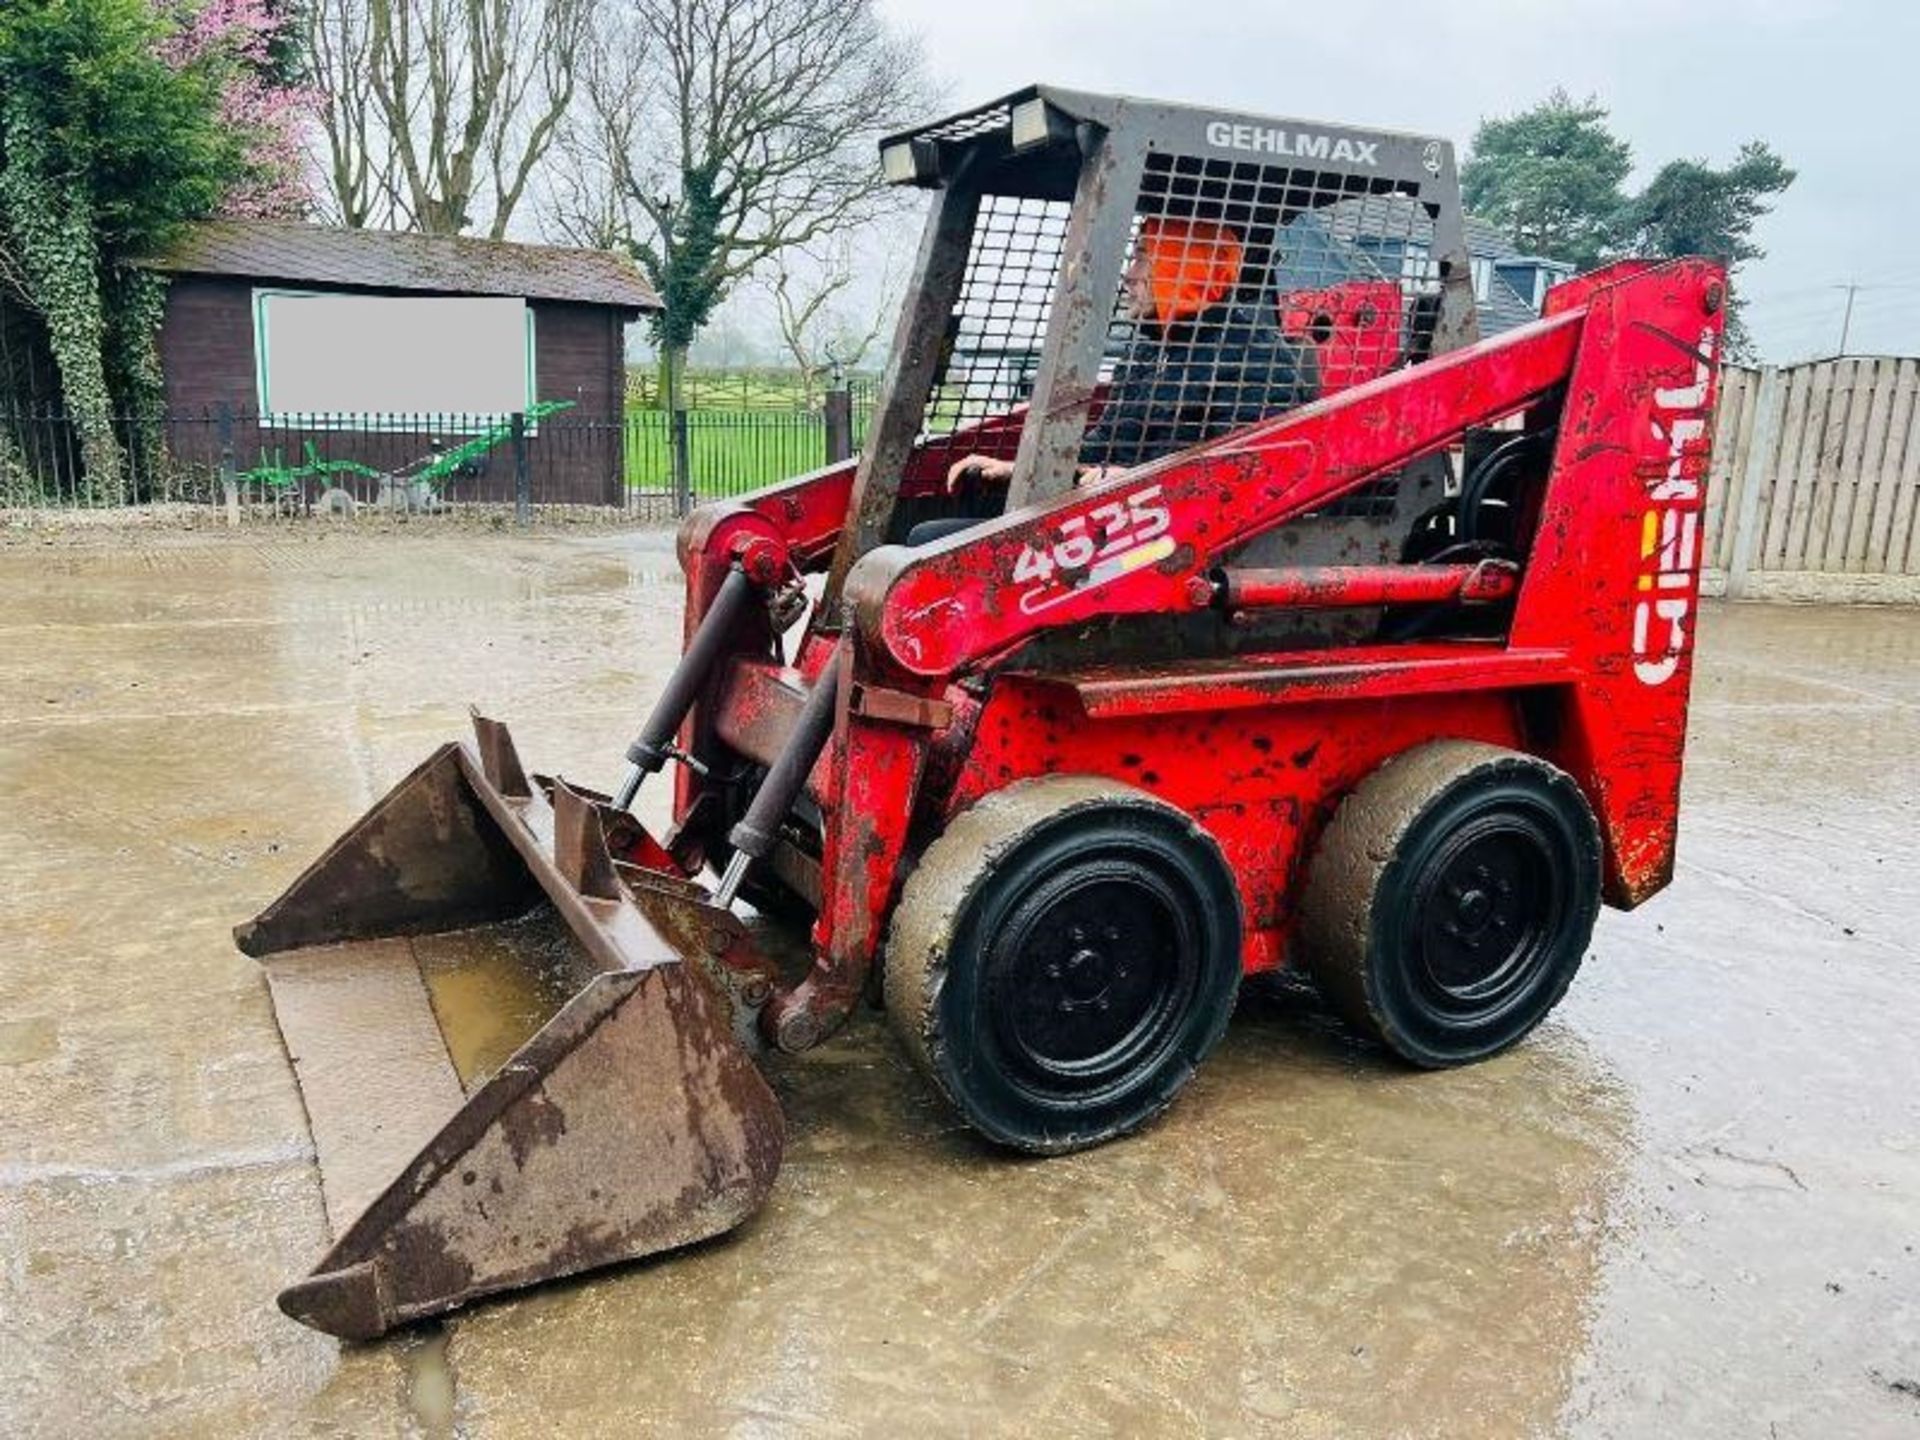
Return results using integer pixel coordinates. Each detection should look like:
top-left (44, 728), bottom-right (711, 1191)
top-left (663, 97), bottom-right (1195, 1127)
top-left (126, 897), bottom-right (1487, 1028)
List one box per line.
top-left (0, 390), bottom-right (870, 524)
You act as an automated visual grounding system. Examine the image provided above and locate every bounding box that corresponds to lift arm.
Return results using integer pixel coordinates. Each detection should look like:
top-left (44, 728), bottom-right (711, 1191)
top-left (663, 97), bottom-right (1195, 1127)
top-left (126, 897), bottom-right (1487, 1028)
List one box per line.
top-left (840, 308), bottom-right (1578, 678)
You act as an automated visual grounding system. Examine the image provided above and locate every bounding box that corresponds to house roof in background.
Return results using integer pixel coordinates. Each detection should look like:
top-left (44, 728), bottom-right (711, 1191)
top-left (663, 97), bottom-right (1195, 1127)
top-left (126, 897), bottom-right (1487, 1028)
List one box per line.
top-left (1478, 273), bottom-right (1539, 335)
top-left (1494, 254), bottom-right (1576, 274)
top-left (1463, 216), bottom-right (1519, 260)
top-left (1298, 199), bottom-right (1553, 336)
top-left (147, 221), bottom-right (660, 311)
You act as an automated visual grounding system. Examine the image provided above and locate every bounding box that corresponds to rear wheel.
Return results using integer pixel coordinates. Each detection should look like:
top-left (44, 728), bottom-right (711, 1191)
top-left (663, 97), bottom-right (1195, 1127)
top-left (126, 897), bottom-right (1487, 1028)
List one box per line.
top-left (886, 777), bottom-right (1242, 1154)
top-left (1299, 741), bottom-right (1601, 1067)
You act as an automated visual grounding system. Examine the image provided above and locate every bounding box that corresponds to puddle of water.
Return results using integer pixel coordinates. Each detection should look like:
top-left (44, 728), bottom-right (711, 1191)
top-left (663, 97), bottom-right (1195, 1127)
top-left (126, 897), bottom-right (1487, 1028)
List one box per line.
top-left (449, 998), bottom-right (1638, 1436)
top-left (413, 909), bottom-right (595, 1089)
top-left (405, 1324), bottom-right (457, 1438)
top-left (0, 1017), bottom-right (58, 1066)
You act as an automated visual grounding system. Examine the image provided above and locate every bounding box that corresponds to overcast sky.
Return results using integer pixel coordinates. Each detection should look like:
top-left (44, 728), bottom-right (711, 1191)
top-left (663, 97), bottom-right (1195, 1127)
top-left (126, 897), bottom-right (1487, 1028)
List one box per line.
top-left (873, 0), bottom-right (1920, 363)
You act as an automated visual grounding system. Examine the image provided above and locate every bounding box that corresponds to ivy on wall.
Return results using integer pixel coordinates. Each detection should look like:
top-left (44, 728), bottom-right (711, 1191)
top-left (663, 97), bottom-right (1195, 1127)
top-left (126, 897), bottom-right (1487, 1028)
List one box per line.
top-left (0, 108), bottom-right (120, 493)
top-left (107, 265), bottom-right (173, 486)
top-left (0, 0), bottom-right (299, 498)
top-left (0, 418), bottom-right (28, 505)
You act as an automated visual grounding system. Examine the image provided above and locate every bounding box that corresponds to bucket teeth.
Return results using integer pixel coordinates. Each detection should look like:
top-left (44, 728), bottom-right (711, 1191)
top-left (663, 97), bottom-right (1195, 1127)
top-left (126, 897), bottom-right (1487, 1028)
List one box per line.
top-left (550, 779), bottom-right (622, 901)
top-left (470, 710), bottom-right (533, 800)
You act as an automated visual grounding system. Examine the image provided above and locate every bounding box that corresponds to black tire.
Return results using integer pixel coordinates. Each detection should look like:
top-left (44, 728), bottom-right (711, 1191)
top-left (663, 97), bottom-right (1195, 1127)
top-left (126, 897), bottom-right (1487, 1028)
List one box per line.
top-left (886, 777), bottom-right (1242, 1154)
top-left (1299, 741), bottom-right (1602, 1068)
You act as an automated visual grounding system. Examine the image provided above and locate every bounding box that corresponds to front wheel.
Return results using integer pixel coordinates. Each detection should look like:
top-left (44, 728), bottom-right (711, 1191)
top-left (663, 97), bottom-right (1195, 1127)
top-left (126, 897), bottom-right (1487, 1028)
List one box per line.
top-left (886, 777), bottom-right (1243, 1154)
top-left (1299, 741), bottom-right (1602, 1067)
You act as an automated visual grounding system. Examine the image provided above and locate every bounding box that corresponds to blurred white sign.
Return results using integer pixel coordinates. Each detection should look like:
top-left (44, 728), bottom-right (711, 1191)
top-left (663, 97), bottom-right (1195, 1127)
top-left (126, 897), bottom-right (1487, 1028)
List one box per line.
top-left (255, 291), bottom-right (533, 423)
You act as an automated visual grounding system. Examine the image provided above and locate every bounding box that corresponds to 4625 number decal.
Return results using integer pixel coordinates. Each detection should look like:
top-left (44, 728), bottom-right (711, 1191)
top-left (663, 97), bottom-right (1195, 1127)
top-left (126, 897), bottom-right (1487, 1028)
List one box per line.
top-left (1014, 483), bottom-right (1175, 616)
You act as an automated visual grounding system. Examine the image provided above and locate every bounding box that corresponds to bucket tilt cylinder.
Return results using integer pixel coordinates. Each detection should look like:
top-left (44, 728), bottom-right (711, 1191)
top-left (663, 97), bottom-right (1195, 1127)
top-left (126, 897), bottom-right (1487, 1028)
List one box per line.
top-left (714, 644), bottom-right (843, 909)
top-left (616, 564), bottom-right (759, 810)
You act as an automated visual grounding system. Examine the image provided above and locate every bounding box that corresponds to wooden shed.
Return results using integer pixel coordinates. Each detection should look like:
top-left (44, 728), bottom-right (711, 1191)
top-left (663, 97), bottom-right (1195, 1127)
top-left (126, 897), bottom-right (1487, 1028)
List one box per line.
top-left (145, 221), bottom-right (660, 506)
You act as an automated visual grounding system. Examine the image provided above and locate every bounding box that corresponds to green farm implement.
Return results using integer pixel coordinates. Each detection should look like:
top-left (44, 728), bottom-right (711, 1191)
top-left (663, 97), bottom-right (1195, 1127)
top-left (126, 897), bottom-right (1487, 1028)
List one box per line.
top-left (240, 402), bottom-right (577, 513)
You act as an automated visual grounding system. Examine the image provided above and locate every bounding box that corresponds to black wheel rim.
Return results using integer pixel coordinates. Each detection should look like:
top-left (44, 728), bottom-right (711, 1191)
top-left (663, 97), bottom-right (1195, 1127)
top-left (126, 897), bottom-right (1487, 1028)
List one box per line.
top-left (983, 858), bottom-right (1198, 1103)
top-left (1409, 811), bottom-right (1566, 1024)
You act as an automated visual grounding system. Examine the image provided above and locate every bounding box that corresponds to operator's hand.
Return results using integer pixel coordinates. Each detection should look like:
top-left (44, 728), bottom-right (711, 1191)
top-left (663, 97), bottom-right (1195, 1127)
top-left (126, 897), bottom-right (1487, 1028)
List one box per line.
top-left (946, 454), bottom-right (1015, 492)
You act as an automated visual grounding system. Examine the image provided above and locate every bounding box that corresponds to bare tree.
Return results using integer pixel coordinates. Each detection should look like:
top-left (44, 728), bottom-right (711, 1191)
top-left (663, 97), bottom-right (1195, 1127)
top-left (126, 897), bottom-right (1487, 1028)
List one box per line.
top-left (306, 0), bottom-right (395, 226)
top-left (768, 242), bottom-right (896, 402)
top-left (542, 9), bottom-right (650, 251)
top-left (307, 0), bottom-right (588, 236)
top-left (546, 0), bottom-right (934, 395)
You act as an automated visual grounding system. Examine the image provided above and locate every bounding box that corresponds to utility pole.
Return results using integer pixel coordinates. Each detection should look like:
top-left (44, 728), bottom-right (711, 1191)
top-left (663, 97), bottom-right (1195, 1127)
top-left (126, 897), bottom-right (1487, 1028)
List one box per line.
top-left (1835, 283), bottom-right (1858, 357)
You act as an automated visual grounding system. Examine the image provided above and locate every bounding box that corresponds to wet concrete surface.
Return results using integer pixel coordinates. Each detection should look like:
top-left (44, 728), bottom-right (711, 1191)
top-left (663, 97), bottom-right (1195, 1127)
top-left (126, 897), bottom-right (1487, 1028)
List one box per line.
top-left (1, 528), bottom-right (1915, 1437)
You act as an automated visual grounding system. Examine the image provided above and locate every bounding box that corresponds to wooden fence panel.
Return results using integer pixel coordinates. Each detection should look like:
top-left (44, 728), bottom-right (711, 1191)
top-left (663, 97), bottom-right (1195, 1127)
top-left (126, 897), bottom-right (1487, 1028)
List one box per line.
top-left (1803, 357), bottom-right (1851, 571)
top-left (1838, 359), bottom-right (1875, 567)
top-left (1836, 358), bottom-right (1880, 571)
top-left (1890, 361), bottom-right (1920, 574)
top-left (1702, 355), bottom-right (1920, 591)
top-left (1866, 359), bottom-right (1916, 573)
top-left (1756, 363), bottom-right (1799, 568)
top-left (1703, 364), bottom-right (1753, 569)
top-left (1777, 361), bottom-right (1827, 569)
top-left (1845, 359), bottom-right (1899, 573)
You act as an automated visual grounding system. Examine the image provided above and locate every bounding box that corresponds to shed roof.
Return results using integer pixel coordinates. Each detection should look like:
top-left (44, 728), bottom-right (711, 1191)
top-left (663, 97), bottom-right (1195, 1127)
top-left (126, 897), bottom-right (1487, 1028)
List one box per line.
top-left (148, 221), bottom-right (660, 311)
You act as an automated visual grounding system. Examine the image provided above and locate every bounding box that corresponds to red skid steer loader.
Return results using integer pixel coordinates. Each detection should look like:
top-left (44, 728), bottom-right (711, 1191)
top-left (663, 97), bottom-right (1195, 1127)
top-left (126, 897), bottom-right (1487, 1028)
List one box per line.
top-left (239, 85), bottom-right (1725, 1339)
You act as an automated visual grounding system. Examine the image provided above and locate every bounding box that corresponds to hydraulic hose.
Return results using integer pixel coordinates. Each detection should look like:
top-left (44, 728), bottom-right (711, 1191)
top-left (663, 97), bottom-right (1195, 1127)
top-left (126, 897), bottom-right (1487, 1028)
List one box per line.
top-left (1458, 428), bottom-right (1554, 545)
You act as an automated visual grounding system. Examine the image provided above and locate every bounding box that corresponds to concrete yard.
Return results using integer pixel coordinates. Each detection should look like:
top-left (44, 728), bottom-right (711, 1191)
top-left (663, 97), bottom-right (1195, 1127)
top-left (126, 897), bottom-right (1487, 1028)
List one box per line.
top-left (1, 526), bottom-right (1915, 1438)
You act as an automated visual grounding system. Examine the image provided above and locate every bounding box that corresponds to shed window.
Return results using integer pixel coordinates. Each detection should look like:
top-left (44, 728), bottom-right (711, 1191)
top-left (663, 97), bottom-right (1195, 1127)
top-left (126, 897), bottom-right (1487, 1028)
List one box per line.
top-left (253, 291), bottom-right (535, 426)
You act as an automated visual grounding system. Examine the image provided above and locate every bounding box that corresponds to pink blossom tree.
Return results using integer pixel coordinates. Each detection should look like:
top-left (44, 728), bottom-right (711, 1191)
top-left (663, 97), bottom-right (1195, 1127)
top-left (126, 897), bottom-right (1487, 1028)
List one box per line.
top-left (153, 0), bottom-right (312, 218)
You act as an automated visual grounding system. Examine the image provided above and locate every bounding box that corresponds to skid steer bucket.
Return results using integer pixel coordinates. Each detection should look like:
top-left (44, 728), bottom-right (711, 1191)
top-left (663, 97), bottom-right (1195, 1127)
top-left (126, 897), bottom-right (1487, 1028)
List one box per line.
top-left (236, 715), bottom-right (784, 1341)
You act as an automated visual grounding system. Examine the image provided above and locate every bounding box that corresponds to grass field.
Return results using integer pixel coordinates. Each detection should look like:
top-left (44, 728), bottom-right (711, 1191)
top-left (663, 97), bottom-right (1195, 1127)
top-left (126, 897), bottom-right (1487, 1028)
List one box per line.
top-left (622, 409), bottom-right (845, 497)
top-left (621, 369), bottom-right (876, 498)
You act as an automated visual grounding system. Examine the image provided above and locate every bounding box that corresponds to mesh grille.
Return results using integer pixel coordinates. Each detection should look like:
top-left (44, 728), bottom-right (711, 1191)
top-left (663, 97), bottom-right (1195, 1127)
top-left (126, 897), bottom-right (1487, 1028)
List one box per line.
top-left (917, 193), bottom-right (1072, 473)
top-left (1078, 153), bottom-right (1441, 474)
